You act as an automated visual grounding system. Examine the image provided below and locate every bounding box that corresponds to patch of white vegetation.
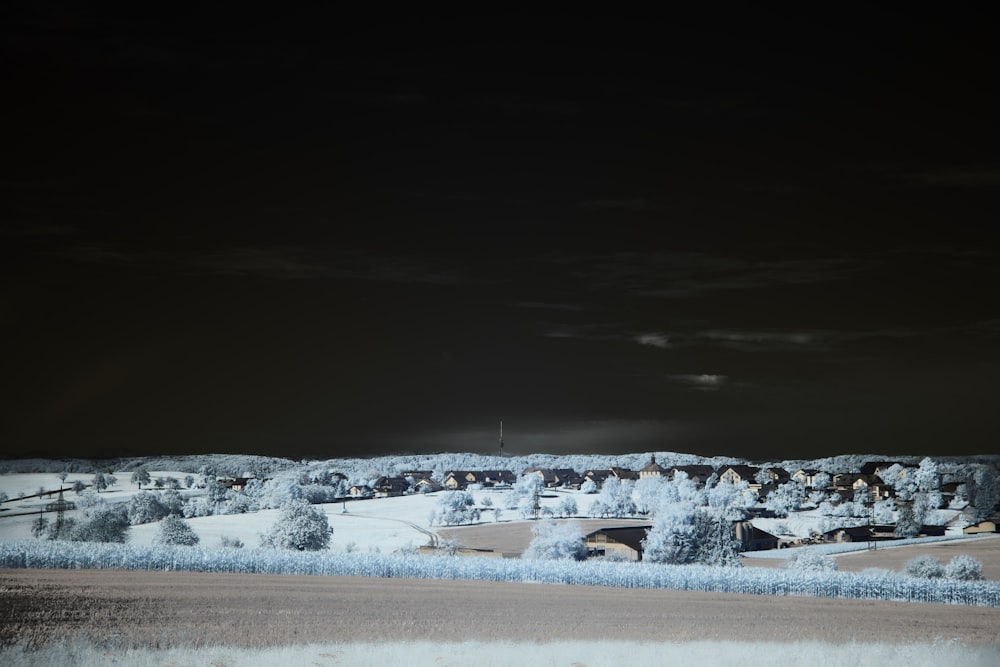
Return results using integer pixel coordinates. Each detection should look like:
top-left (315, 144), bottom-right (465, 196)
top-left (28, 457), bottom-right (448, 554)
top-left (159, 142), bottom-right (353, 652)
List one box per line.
top-left (2, 639), bottom-right (998, 667)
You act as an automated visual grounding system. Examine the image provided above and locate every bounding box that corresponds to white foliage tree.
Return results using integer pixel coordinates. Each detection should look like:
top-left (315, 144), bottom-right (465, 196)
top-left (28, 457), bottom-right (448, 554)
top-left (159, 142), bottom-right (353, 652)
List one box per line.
top-left (430, 491), bottom-right (480, 526)
top-left (641, 502), bottom-right (698, 564)
top-left (944, 554), bottom-right (984, 581)
top-left (706, 479), bottom-right (756, 520)
top-left (787, 551), bottom-right (837, 572)
top-left (69, 504), bottom-right (130, 543)
top-left (589, 477), bottom-right (636, 518)
top-left (555, 496), bottom-right (577, 518)
top-left (522, 521), bottom-right (586, 561)
top-left (260, 499), bottom-right (333, 551)
top-left (915, 457), bottom-right (943, 509)
top-left (764, 481), bottom-right (805, 517)
top-left (154, 514), bottom-right (200, 546)
top-left (127, 492), bottom-right (169, 525)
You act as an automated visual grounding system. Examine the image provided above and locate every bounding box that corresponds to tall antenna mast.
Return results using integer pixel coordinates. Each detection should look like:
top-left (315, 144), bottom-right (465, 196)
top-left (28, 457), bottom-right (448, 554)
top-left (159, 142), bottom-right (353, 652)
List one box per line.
top-left (499, 420), bottom-right (504, 457)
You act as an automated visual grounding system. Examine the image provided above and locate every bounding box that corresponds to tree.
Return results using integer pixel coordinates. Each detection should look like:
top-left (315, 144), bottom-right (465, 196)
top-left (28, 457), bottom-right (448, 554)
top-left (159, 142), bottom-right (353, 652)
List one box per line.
top-left (183, 475), bottom-right (195, 489)
top-left (580, 479), bottom-right (598, 494)
top-left (69, 504), bottom-right (130, 543)
top-left (787, 552), bottom-right (837, 572)
top-left (31, 514), bottom-right (49, 539)
top-left (692, 512), bottom-right (742, 567)
top-left (642, 502), bottom-right (699, 564)
top-left (58, 471), bottom-right (69, 485)
top-left (590, 477), bottom-right (636, 518)
top-left (914, 457), bottom-right (942, 509)
top-left (555, 496), bottom-right (577, 518)
top-left (904, 555), bottom-right (945, 579)
top-left (522, 521), bottom-right (586, 561)
top-left (430, 491), bottom-right (480, 526)
top-left (944, 554), bottom-right (984, 581)
top-left (895, 494), bottom-right (931, 538)
top-left (92, 473), bottom-right (108, 493)
top-left (706, 480), bottom-right (756, 521)
top-left (131, 468), bottom-right (151, 489)
top-left (72, 480), bottom-right (86, 495)
top-left (260, 499), bottom-right (333, 551)
top-left (154, 514), bottom-right (200, 546)
top-left (127, 492), bottom-right (169, 525)
top-left (764, 481), bottom-right (805, 517)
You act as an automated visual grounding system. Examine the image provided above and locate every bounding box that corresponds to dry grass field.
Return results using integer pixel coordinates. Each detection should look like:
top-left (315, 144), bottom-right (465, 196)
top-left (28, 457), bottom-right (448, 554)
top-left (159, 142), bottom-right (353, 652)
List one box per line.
top-left (2, 568), bottom-right (999, 650)
top-left (442, 520), bottom-right (1000, 580)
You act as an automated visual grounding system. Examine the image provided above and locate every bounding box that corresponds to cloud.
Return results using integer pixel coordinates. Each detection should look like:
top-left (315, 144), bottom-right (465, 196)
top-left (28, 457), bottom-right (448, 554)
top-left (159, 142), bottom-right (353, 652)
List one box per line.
top-left (664, 374), bottom-right (728, 390)
top-left (701, 330), bottom-right (816, 346)
top-left (543, 325), bottom-right (673, 349)
top-left (635, 333), bottom-right (670, 348)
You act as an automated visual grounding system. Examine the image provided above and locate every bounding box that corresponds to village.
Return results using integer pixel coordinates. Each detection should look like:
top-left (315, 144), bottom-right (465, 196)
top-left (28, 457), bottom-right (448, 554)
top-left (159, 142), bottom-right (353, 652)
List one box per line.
top-left (1, 453), bottom-right (997, 571)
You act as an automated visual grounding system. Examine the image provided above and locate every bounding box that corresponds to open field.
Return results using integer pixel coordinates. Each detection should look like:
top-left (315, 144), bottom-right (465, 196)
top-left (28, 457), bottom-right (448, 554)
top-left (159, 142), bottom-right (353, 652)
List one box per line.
top-left (3, 568), bottom-right (1000, 649)
top-left (439, 518), bottom-right (651, 555)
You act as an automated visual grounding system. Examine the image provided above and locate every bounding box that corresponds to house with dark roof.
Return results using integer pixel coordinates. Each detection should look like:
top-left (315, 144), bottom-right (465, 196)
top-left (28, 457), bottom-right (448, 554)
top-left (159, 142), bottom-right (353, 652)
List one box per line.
top-left (670, 465), bottom-right (715, 486)
top-left (791, 469), bottom-right (821, 487)
top-left (584, 526), bottom-right (651, 561)
top-left (523, 468), bottom-right (581, 488)
top-left (373, 476), bottom-right (409, 498)
top-left (718, 465), bottom-right (761, 487)
top-left (638, 455), bottom-right (666, 479)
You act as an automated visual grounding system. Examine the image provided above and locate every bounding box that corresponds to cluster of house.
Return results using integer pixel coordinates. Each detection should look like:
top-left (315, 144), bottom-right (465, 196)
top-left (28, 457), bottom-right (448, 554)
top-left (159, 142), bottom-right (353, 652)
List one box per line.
top-left (336, 458), bottom-right (976, 505)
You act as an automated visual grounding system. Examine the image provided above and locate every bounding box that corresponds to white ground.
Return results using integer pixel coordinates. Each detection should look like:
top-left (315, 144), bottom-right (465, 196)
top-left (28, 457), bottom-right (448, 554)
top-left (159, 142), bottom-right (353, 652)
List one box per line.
top-left (0, 475), bottom-right (604, 552)
top-left (5, 639), bottom-right (999, 667)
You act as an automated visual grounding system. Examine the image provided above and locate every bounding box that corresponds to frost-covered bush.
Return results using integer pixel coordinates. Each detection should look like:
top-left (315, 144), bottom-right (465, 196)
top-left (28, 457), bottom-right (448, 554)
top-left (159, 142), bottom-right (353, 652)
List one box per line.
top-left (127, 492), bottom-right (169, 525)
top-left (219, 535), bottom-right (244, 549)
top-left (259, 499), bottom-right (333, 551)
top-left (251, 476), bottom-right (303, 510)
top-left (159, 489), bottom-right (184, 515)
top-left (69, 504), bottom-right (130, 543)
top-left (580, 479), bottom-right (598, 494)
top-left (182, 497), bottom-right (214, 518)
top-left (945, 555), bottom-right (984, 581)
top-left (904, 555), bottom-right (945, 579)
top-left (154, 515), bottom-right (199, 546)
top-left (430, 491), bottom-right (480, 526)
top-left (522, 521), bottom-right (586, 561)
top-left (764, 481), bottom-right (805, 517)
top-left (787, 551), bottom-right (837, 572)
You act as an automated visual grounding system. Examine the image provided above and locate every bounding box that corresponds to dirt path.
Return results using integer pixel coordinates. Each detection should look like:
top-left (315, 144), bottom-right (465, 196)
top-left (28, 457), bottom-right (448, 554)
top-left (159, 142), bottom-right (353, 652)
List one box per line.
top-left (2, 568), bottom-right (998, 649)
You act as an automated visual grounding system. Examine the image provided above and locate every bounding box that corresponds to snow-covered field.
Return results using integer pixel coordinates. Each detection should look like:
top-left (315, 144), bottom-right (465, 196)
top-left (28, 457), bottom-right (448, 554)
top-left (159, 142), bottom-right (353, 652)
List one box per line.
top-left (0, 474), bottom-right (601, 553)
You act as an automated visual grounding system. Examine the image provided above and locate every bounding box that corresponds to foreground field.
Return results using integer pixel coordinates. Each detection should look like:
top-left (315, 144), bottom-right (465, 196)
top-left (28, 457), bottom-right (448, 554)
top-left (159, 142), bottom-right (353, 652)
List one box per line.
top-left (3, 568), bottom-right (999, 648)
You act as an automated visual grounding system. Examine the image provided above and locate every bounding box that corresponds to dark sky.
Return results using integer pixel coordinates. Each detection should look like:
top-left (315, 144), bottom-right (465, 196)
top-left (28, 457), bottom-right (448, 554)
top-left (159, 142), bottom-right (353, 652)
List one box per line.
top-left (3, 7), bottom-right (999, 461)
